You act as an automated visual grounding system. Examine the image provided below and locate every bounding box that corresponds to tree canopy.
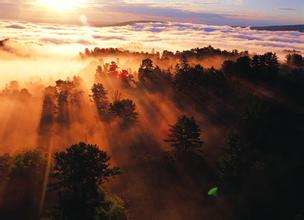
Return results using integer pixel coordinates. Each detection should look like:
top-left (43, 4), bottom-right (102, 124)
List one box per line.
top-left (165, 115), bottom-right (203, 155)
top-left (91, 83), bottom-right (110, 119)
top-left (51, 142), bottom-right (120, 220)
top-left (109, 99), bottom-right (139, 126)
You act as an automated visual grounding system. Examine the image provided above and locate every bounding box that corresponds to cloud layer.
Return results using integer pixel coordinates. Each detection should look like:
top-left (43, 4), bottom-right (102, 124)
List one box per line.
top-left (1, 20), bottom-right (303, 60)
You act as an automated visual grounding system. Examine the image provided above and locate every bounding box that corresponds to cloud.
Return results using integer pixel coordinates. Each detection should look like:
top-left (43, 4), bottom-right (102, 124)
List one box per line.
top-left (0, 20), bottom-right (303, 60)
top-left (5, 24), bottom-right (26, 29)
top-left (40, 37), bottom-right (94, 45)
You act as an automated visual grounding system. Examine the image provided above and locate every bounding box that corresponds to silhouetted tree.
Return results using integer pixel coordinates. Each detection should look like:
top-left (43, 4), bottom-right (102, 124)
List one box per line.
top-left (165, 115), bottom-right (203, 155)
top-left (109, 99), bottom-right (138, 126)
top-left (286, 53), bottom-right (303, 67)
top-left (39, 86), bottom-right (58, 132)
top-left (217, 132), bottom-right (243, 193)
top-left (0, 150), bottom-right (46, 220)
top-left (174, 64), bottom-right (204, 92)
top-left (95, 65), bottom-right (103, 83)
top-left (0, 154), bottom-right (12, 180)
top-left (204, 67), bottom-right (227, 85)
top-left (252, 52), bottom-right (279, 82)
top-left (56, 80), bottom-right (73, 126)
top-left (91, 83), bottom-right (109, 119)
top-left (217, 95), bottom-right (304, 219)
top-left (0, 154), bottom-right (12, 199)
top-left (19, 88), bottom-right (32, 101)
top-left (138, 58), bottom-right (154, 83)
top-left (1, 81), bottom-right (32, 100)
top-left (284, 67), bottom-right (304, 104)
top-left (222, 60), bottom-right (235, 77)
top-left (235, 56), bottom-right (252, 77)
top-left (69, 77), bottom-right (85, 110)
top-left (51, 143), bottom-right (120, 220)
top-left (138, 58), bottom-right (172, 90)
top-left (180, 54), bottom-right (190, 71)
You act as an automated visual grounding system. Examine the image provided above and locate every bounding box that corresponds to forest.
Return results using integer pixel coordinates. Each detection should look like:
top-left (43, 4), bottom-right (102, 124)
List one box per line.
top-left (0, 45), bottom-right (304, 220)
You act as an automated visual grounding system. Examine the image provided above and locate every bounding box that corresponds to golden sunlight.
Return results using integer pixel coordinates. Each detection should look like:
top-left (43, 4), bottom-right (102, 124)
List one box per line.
top-left (39, 0), bottom-right (81, 12)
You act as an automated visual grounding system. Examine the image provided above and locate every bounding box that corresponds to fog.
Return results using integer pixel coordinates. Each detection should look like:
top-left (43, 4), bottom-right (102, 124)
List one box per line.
top-left (0, 22), bottom-right (303, 218)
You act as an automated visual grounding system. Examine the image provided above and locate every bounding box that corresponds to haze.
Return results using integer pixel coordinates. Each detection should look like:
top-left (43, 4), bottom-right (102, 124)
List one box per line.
top-left (0, 1), bottom-right (303, 220)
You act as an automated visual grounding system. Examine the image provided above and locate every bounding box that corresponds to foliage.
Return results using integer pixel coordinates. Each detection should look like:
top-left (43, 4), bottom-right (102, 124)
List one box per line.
top-left (55, 79), bottom-right (79, 125)
top-left (109, 99), bottom-right (139, 126)
top-left (138, 58), bottom-right (172, 89)
top-left (0, 150), bottom-right (47, 220)
top-left (97, 195), bottom-right (128, 220)
top-left (165, 115), bottom-right (203, 155)
top-left (138, 58), bottom-right (154, 83)
top-left (217, 96), bottom-right (304, 219)
top-left (224, 53), bottom-right (279, 82)
top-left (38, 86), bottom-right (58, 135)
top-left (81, 45), bottom-right (244, 61)
top-left (235, 56), bottom-right (252, 77)
top-left (10, 150), bottom-right (47, 179)
top-left (286, 53), bottom-right (303, 67)
top-left (217, 132), bottom-right (243, 193)
top-left (91, 83), bottom-right (110, 119)
top-left (175, 61), bottom-right (204, 91)
top-left (51, 142), bottom-right (120, 220)
top-left (251, 52), bottom-right (279, 82)
top-left (0, 154), bottom-right (12, 180)
top-left (222, 60), bottom-right (235, 77)
top-left (1, 45), bottom-right (304, 220)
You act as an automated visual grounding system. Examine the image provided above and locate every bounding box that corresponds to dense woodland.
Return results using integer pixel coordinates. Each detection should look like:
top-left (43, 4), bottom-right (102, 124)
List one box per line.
top-left (0, 46), bottom-right (304, 220)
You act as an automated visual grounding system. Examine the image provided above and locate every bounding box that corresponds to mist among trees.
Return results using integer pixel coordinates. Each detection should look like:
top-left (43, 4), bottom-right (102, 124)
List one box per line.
top-left (0, 46), bottom-right (303, 220)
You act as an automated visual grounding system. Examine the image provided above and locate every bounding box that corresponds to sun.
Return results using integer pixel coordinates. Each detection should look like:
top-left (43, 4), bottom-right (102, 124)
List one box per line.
top-left (39, 0), bottom-right (80, 12)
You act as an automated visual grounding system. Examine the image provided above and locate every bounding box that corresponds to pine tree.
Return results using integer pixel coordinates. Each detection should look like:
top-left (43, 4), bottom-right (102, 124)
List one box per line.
top-left (91, 83), bottom-right (109, 119)
top-left (165, 115), bottom-right (203, 155)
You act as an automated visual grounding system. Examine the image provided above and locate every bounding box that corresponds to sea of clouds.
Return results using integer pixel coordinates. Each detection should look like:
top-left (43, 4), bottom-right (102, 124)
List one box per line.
top-left (0, 20), bottom-right (303, 59)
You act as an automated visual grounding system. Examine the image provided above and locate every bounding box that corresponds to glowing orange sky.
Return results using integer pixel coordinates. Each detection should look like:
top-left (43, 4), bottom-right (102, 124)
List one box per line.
top-left (0, 0), bottom-right (303, 26)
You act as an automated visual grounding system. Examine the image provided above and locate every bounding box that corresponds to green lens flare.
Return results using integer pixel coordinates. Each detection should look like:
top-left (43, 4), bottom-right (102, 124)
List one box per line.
top-left (208, 187), bottom-right (218, 196)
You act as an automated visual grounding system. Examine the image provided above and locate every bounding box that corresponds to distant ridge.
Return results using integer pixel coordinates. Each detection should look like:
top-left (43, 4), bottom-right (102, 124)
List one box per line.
top-left (251, 24), bottom-right (304, 32)
top-left (93, 20), bottom-right (166, 27)
top-left (0, 38), bottom-right (10, 47)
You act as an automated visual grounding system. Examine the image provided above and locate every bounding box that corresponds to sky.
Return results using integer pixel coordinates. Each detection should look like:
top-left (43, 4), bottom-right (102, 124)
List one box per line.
top-left (0, 0), bottom-right (303, 26)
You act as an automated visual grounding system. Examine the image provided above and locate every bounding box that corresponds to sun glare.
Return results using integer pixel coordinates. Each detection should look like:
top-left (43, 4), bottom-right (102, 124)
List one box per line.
top-left (40, 0), bottom-right (80, 12)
